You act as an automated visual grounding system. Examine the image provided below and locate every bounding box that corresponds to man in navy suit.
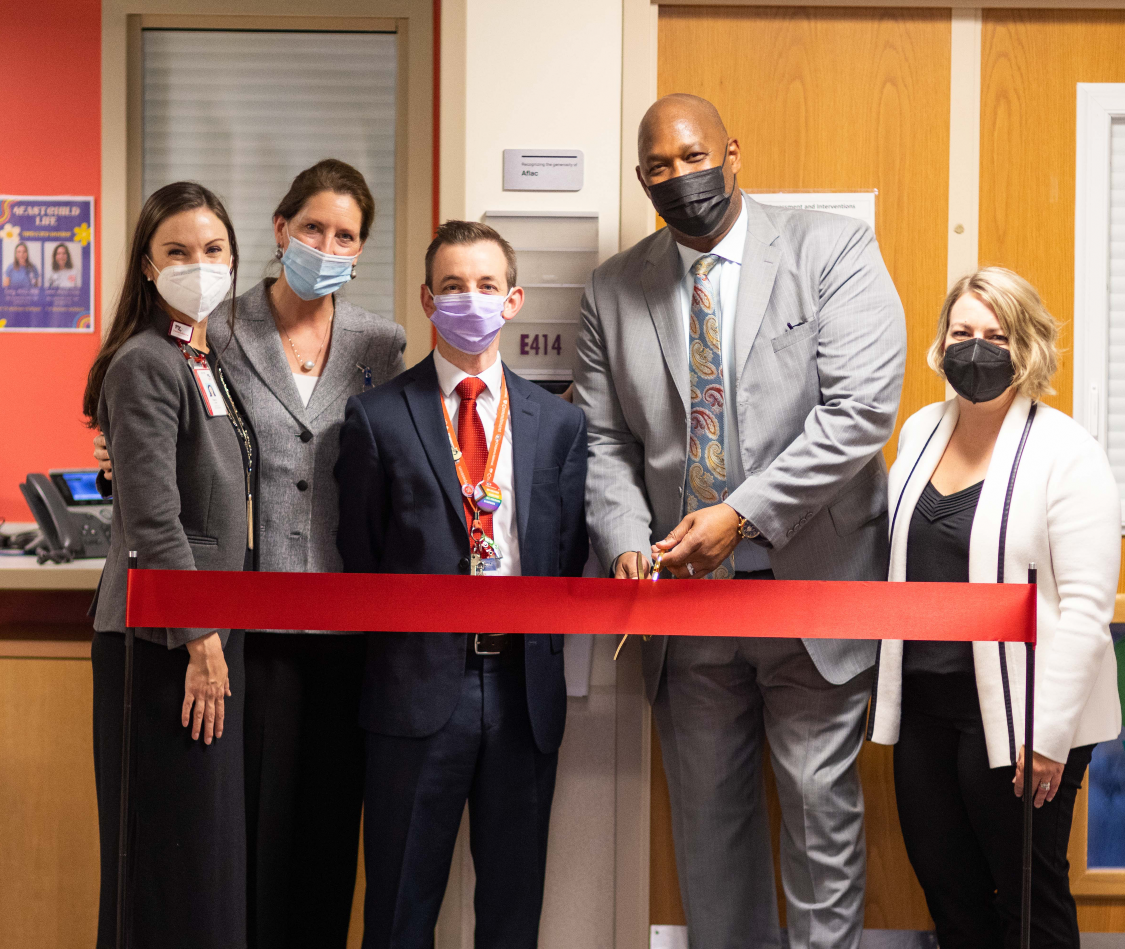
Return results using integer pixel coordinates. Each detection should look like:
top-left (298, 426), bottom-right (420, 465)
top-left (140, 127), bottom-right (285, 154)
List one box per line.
top-left (335, 220), bottom-right (588, 949)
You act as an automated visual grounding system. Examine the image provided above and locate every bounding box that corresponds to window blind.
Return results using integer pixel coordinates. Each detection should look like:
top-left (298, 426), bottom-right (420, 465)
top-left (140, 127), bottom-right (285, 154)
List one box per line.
top-left (142, 29), bottom-right (396, 318)
top-left (1108, 118), bottom-right (1125, 502)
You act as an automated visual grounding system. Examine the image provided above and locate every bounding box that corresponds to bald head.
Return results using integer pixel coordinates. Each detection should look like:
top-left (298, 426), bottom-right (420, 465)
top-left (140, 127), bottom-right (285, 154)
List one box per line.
top-left (638, 94), bottom-right (728, 160)
top-left (635, 94), bottom-right (742, 248)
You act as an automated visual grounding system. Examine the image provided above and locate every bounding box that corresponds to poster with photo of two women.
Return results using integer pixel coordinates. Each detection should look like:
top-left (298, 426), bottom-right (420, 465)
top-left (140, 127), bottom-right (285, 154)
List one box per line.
top-left (0, 195), bottom-right (93, 331)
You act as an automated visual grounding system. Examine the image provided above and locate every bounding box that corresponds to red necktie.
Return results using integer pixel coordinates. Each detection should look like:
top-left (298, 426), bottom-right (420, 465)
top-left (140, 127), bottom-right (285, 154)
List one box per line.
top-left (455, 377), bottom-right (493, 539)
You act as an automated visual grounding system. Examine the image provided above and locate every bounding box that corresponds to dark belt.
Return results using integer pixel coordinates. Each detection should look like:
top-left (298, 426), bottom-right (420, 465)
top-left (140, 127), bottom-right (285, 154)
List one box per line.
top-left (465, 634), bottom-right (523, 671)
top-left (734, 569), bottom-right (776, 581)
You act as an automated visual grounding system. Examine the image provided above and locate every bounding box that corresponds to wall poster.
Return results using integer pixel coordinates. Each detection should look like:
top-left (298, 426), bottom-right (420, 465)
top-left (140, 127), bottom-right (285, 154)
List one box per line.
top-left (748, 191), bottom-right (877, 234)
top-left (0, 195), bottom-right (94, 332)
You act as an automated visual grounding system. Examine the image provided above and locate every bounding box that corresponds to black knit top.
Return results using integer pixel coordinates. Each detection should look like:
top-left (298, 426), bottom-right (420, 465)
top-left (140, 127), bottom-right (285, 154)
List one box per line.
top-left (903, 479), bottom-right (984, 676)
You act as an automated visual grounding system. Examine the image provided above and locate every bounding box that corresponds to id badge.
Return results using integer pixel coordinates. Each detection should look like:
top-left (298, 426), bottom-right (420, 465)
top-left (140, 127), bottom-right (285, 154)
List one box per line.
top-left (192, 365), bottom-right (228, 417)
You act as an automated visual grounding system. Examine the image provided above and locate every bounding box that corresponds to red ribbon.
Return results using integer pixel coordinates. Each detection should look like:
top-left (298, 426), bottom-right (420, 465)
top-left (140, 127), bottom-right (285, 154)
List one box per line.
top-left (125, 570), bottom-right (1036, 643)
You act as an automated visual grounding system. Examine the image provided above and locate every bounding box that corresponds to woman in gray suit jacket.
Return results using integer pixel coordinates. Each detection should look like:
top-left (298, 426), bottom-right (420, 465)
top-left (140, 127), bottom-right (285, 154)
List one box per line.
top-left (99, 160), bottom-right (406, 947)
top-left (221, 160), bottom-right (404, 949)
top-left (83, 182), bottom-right (256, 948)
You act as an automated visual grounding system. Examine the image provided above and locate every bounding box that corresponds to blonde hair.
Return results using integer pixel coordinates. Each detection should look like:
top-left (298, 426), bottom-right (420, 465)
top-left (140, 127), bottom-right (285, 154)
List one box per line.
top-left (928, 267), bottom-right (1060, 400)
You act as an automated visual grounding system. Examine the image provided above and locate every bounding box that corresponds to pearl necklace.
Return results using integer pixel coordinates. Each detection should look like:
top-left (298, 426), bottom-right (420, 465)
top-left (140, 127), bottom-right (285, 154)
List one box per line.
top-left (286, 316), bottom-right (332, 372)
top-left (273, 288), bottom-right (333, 372)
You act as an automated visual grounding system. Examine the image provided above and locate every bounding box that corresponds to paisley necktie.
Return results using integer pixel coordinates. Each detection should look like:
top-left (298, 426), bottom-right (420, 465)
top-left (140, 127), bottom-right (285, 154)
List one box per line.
top-left (685, 253), bottom-right (735, 580)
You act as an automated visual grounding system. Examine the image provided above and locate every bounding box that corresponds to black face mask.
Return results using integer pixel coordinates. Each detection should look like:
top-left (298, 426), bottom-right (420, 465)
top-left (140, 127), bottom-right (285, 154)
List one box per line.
top-left (646, 152), bottom-right (735, 238)
top-left (943, 337), bottom-right (1015, 403)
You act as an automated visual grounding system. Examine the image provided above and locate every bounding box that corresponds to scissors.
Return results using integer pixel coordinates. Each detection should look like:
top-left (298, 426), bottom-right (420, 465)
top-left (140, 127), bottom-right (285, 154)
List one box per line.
top-left (613, 552), bottom-right (662, 661)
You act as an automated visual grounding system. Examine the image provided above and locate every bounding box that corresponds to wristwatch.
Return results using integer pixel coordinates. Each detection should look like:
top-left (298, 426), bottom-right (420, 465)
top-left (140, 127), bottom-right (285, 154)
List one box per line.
top-left (736, 514), bottom-right (760, 540)
top-left (737, 514), bottom-right (772, 548)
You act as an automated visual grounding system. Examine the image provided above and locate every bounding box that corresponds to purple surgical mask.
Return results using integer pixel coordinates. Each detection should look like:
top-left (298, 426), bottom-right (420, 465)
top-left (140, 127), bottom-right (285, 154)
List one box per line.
top-left (429, 290), bottom-right (512, 355)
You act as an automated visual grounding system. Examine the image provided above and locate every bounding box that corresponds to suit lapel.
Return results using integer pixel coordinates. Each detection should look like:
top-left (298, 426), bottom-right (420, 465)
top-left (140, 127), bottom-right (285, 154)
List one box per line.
top-left (642, 230), bottom-right (690, 413)
top-left (968, 394), bottom-right (1035, 584)
top-left (402, 355), bottom-right (468, 530)
top-left (888, 401), bottom-right (959, 580)
top-left (306, 303), bottom-right (368, 421)
top-left (231, 284), bottom-right (309, 426)
top-left (733, 196), bottom-right (781, 384)
top-left (506, 367), bottom-right (540, 555)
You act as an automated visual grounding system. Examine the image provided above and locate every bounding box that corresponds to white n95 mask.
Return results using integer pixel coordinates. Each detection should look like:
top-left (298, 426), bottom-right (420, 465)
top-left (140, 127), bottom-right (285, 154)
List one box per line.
top-left (148, 259), bottom-right (232, 320)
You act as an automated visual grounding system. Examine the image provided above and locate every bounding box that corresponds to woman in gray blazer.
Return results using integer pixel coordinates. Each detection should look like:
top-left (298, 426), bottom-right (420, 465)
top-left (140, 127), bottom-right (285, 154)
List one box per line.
top-left (222, 160), bottom-right (404, 949)
top-left (84, 182), bottom-right (256, 948)
top-left (98, 160), bottom-right (405, 947)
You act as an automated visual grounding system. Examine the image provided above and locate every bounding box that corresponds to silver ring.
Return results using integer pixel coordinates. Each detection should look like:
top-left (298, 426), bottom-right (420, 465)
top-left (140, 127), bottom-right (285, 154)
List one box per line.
top-left (1039, 781), bottom-right (1051, 790)
top-left (687, 563), bottom-right (695, 576)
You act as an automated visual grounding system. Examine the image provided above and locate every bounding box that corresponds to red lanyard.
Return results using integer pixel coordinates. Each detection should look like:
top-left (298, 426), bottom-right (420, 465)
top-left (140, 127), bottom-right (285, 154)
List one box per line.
top-left (439, 375), bottom-right (509, 551)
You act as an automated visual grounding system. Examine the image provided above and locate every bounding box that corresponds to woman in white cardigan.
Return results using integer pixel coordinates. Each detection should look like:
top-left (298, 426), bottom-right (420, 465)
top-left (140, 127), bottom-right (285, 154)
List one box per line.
top-left (867, 267), bottom-right (1121, 949)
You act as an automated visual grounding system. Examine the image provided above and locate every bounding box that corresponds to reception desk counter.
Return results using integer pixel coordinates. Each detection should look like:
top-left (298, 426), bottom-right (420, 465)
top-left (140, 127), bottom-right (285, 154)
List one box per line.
top-left (0, 542), bottom-right (103, 948)
top-left (0, 552), bottom-right (101, 661)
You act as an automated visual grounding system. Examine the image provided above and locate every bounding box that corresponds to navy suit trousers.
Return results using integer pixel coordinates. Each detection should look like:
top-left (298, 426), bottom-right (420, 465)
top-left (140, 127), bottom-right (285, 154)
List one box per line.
top-left (361, 645), bottom-right (558, 949)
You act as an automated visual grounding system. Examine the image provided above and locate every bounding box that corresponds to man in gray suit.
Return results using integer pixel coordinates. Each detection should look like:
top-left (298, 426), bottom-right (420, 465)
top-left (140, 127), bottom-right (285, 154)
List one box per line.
top-left (574, 95), bottom-right (906, 949)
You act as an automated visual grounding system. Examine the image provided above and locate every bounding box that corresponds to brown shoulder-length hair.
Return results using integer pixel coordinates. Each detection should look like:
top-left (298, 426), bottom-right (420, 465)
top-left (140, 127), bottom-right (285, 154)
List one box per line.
top-left (273, 159), bottom-right (376, 242)
top-left (82, 182), bottom-right (239, 426)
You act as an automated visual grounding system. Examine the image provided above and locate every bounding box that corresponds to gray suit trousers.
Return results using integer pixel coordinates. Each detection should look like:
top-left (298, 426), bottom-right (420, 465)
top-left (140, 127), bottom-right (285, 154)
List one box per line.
top-left (653, 634), bottom-right (872, 949)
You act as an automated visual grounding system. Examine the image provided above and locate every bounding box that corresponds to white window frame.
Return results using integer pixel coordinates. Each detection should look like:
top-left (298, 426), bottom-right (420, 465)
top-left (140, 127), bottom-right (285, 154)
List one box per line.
top-left (1074, 82), bottom-right (1125, 532)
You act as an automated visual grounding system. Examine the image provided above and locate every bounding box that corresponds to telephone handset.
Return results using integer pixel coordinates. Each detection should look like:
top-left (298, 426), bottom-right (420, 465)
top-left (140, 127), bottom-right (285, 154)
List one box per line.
top-left (19, 470), bottom-right (112, 561)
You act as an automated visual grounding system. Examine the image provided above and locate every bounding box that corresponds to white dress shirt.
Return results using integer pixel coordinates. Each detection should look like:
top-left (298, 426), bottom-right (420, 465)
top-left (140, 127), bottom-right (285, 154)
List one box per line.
top-left (433, 348), bottom-right (522, 577)
top-left (674, 195), bottom-right (770, 572)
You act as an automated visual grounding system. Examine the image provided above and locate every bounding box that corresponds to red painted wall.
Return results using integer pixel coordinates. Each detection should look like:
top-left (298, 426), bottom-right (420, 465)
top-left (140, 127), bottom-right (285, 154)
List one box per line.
top-left (0, 0), bottom-right (102, 521)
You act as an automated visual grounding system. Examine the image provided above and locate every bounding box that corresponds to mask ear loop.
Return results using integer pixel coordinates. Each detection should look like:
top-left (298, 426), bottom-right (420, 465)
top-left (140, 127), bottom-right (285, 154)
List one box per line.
top-left (144, 254), bottom-right (161, 283)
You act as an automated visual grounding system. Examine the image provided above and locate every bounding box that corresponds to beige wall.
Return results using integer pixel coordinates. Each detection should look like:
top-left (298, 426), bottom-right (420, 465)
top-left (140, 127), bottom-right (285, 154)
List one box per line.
top-left (440, 0), bottom-right (624, 263)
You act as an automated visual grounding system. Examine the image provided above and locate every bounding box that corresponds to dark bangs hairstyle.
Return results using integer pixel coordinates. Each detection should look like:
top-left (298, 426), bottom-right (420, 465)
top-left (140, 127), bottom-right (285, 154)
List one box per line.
top-left (273, 159), bottom-right (376, 242)
top-left (82, 181), bottom-right (238, 426)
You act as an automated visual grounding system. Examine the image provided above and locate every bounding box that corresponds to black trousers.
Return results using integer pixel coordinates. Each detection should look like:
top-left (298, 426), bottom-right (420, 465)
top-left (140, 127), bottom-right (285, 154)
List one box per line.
top-left (243, 633), bottom-right (367, 949)
top-left (361, 644), bottom-right (558, 949)
top-left (91, 629), bottom-right (247, 949)
top-left (893, 672), bottom-right (1094, 949)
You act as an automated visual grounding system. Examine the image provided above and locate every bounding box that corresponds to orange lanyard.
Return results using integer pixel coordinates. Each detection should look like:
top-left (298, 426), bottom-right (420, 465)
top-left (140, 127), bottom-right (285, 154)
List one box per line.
top-left (439, 374), bottom-right (509, 514)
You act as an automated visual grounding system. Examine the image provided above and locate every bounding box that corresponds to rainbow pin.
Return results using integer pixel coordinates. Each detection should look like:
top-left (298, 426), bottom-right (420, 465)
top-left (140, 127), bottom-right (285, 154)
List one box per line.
top-left (473, 480), bottom-right (503, 513)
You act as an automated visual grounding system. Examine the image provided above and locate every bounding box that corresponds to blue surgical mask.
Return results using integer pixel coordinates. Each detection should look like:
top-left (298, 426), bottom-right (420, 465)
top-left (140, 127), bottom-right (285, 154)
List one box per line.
top-left (280, 232), bottom-right (356, 300)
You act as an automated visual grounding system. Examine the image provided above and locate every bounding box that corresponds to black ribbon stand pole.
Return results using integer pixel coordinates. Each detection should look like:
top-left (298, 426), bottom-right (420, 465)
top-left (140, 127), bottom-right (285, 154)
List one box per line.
top-left (116, 550), bottom-right (138, 949)
top-left (1020, 562), bottom-right (1038, 949)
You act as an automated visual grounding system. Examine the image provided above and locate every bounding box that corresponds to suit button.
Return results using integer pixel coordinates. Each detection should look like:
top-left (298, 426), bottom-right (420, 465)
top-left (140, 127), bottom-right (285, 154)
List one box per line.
top-left (458, 557), bottom-right (470, 575)
top-left (296, 480), bottom-right (308, 491)
top-left (300, 430), bottom-right (313, 443)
